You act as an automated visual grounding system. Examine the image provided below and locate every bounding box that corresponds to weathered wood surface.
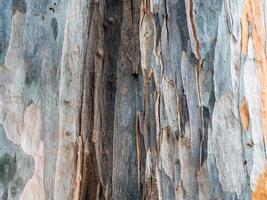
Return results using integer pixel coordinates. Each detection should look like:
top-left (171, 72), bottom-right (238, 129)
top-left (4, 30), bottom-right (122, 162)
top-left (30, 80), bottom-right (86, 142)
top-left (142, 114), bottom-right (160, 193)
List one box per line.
top-left (0, 0), bottom-right (267, 199)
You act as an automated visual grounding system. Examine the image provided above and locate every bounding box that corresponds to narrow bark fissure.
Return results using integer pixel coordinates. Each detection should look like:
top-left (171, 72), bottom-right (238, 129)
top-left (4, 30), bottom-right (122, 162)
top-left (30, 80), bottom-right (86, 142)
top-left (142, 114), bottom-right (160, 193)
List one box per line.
top-left (195, 59), bottom-right (206, 167)
top-left (189, 0), bottom-right (201, 59)
top-left (136, 112), bottom-right (142, 192)
top-left (163, 0), bottom-right (169, 45)
top-left (130, 0), bottom-right (134, 27)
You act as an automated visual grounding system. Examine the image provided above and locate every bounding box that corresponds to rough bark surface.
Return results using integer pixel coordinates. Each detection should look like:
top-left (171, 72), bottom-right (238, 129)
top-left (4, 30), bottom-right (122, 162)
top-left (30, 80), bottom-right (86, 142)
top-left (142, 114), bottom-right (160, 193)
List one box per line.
top-left (0, 0), bottom-right (267, 199)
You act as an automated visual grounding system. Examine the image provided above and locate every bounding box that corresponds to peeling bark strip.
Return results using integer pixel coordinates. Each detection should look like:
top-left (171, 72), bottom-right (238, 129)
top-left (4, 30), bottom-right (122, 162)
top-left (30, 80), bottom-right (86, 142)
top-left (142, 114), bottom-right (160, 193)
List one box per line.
top-left (54, 0), bottom-right (91, 199)
top-left (1, 0), bottom-right (267, 199)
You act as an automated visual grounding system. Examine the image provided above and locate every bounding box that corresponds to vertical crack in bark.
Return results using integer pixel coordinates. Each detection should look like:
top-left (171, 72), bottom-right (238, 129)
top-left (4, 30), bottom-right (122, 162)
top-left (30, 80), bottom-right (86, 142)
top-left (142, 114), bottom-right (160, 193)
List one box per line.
top-left (175, 86), bottom-right (182, 139)
top-left (136, 112), bottom-right (142, 192)
top-left (156, 91), bottom-right (161, 154)
top-left (189, 0), bottom-right (201, 59)
top-left (163, 0), bottom-right (169, 44)
top-left (130, 0), bottom-right (134, 27)
top-left (195, 60), bottom-right (205, 166)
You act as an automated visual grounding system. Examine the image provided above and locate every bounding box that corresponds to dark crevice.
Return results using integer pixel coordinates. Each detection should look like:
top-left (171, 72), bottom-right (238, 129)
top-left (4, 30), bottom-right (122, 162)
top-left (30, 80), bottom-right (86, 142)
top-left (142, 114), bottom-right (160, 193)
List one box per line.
top-left (179, 92), bottom-right (190, 138)
top-left (176, 0), bottom-right (190, 51)
top-left (199, 106), bottom-right (210, 166)
top-left (163, 0), bottom-right (169, 45)
top-left (81, 1), bottom-right (124, 199)
top-left (130, 0), bottom-right (134, 27)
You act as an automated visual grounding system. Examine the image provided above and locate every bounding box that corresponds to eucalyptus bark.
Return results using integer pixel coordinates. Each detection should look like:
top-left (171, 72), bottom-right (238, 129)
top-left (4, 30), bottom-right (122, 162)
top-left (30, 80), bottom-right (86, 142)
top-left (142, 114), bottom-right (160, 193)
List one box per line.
top-left (0, 0), bottom-right (267, 199)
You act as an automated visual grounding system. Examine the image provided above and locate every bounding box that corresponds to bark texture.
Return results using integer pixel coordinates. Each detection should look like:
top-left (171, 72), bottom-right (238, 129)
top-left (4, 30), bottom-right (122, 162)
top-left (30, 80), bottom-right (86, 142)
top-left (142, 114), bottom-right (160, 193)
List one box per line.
top-left (0, 0), bottom-right (267, 199)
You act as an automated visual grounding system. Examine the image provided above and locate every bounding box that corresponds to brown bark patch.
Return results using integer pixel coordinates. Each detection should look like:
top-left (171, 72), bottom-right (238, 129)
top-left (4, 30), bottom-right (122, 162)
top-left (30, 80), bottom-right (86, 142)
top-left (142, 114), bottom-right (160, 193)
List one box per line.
top-left (240, 97), bottom-right (250, 132)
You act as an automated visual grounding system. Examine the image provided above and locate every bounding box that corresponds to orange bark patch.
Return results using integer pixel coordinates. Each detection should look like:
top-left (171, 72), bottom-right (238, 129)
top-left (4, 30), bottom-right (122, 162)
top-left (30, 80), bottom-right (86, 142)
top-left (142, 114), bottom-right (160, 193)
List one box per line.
top-left (240, 97), bottom-right (250, 132)
top-left (242, 0), bottom-right (267, 198)
top-left (242, 0), bottom-right (267, 142)
top-left (252, 163), bottom-right (267, 199)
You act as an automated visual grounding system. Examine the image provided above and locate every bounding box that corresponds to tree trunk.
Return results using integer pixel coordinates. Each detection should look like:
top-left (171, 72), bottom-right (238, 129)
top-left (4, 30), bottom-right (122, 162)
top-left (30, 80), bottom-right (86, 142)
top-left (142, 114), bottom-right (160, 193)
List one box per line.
top-left (0, 0), bottom-right (267, 199)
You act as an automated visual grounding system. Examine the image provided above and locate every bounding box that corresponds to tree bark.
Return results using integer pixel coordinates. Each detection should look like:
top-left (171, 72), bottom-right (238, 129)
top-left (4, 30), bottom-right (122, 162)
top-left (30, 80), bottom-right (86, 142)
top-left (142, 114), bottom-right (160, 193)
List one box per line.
top-left (0, 0), bottom-right (267, 199)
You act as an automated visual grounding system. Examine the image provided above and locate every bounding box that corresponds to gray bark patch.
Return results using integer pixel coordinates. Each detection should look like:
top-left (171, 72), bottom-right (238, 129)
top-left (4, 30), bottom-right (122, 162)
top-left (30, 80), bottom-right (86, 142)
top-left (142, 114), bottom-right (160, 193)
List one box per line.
top-left (25, 63), bottom-right (41, 85)
top-left (0, 0), bottom-right (12, 64)
top-left (0, 154), bottom-right (16, 186)
top-left (12, 0), bottom-right (27, 15)
top-left (0, 124), bottom-right (34, 200)
top-left (209, 93), bottom-right (246, 196)
top-left (51, 18), bottom-right (58, 40)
